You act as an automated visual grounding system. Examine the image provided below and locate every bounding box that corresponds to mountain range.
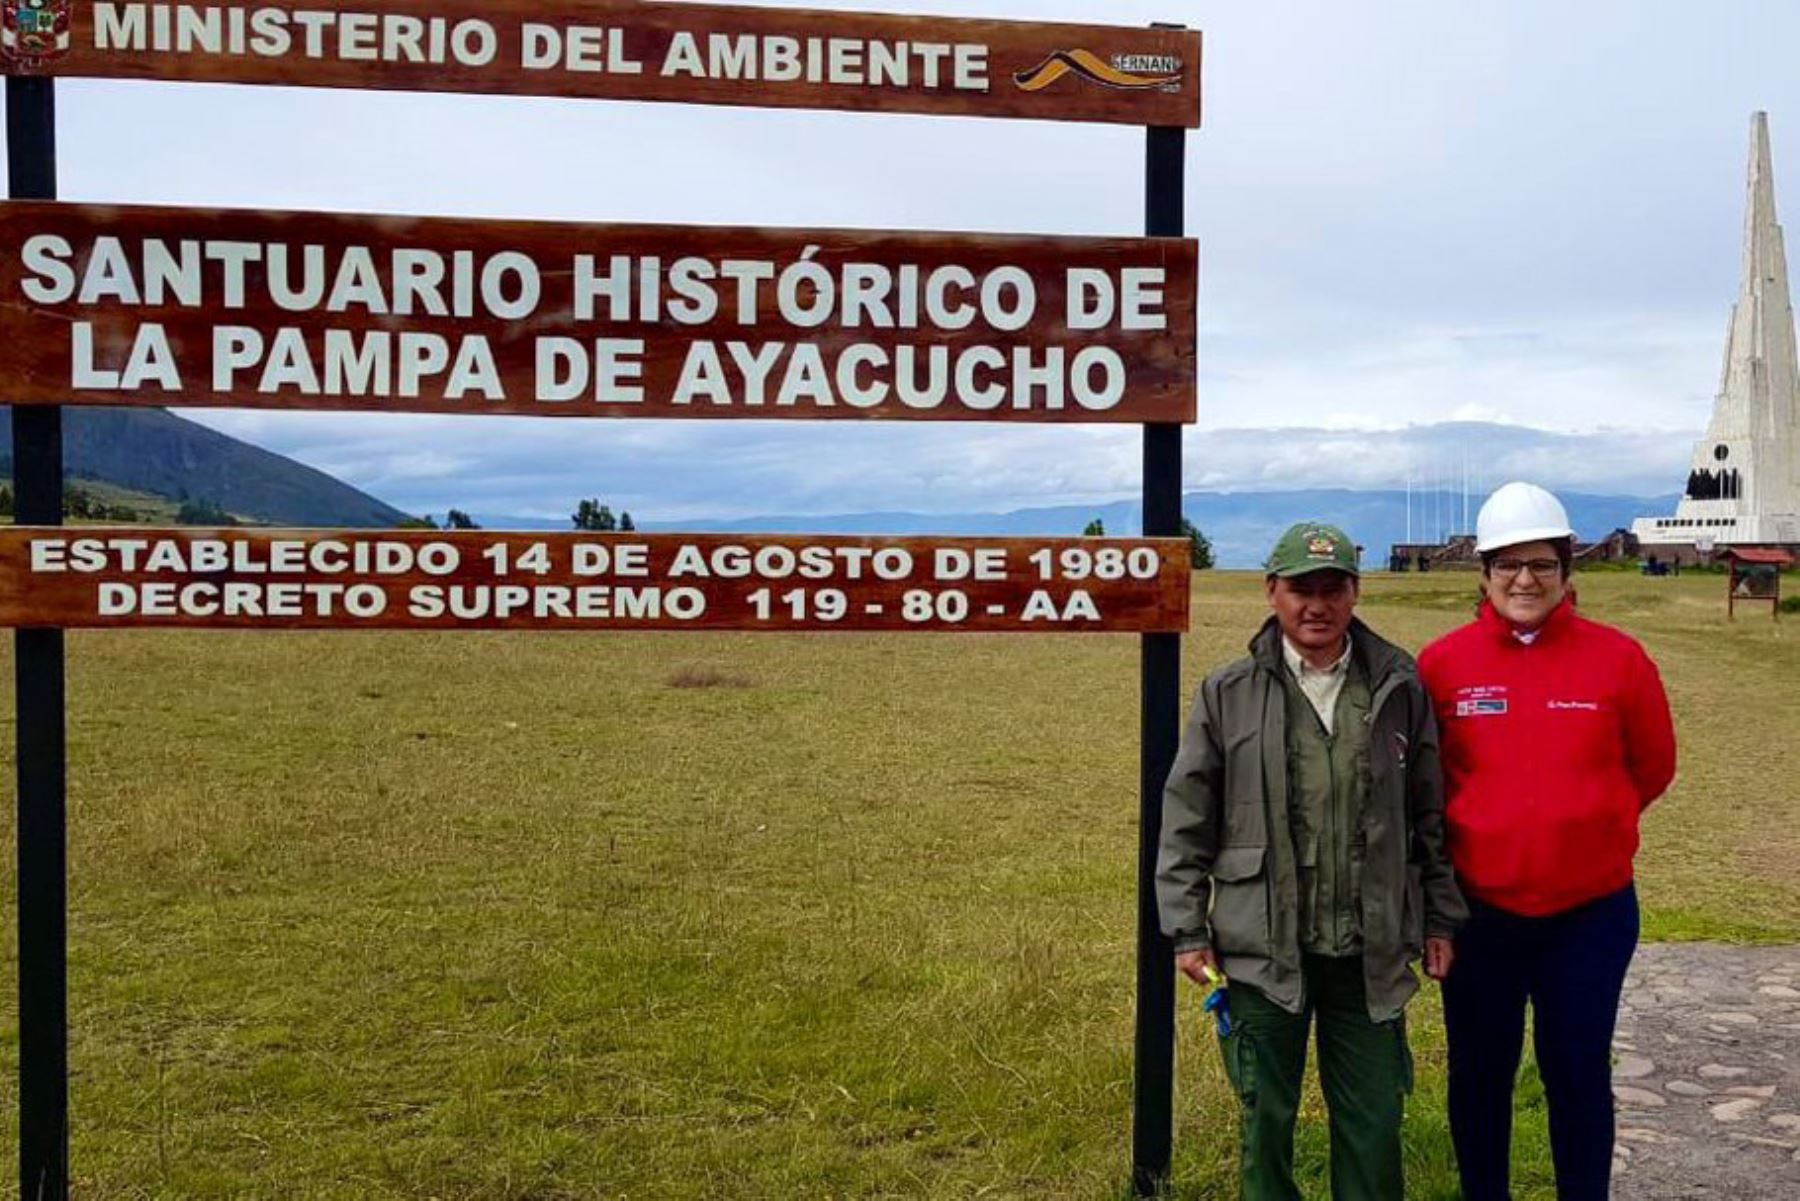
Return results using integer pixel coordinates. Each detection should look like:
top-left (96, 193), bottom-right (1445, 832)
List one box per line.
top-left (475, 490), bottom-right (1676, 569)
top-left (638, 491), bottom-right (1680, 569)
top-left (2, 408), bottom-right (1677, 567)
top-left (0, 407), bottom-right (407, 527)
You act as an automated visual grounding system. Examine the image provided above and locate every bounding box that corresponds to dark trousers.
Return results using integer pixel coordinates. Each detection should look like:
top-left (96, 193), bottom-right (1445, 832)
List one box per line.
top-left (1442, 884), bottom-right (1639, 1201)
top-left (1221, 955), bottom-right (1412, 1201)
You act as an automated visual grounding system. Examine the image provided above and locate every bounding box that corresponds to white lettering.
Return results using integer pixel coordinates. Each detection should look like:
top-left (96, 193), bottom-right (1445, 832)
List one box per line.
top-left (21, 235), bottom-right (76, 303)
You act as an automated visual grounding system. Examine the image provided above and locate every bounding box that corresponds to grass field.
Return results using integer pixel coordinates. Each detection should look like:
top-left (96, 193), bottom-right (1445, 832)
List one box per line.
top-left (0, 477), bottom-right (188, 525)
top-left (1, 568), bottom-right (1796, 1198)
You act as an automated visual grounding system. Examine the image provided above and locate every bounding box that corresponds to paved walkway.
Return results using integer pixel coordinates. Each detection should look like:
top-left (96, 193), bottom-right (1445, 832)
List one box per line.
top-left (1612, 943), bottom-right (1800, 1200)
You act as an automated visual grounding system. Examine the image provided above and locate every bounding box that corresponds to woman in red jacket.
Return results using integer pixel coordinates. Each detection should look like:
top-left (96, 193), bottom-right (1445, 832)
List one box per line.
top-left (1418, 482), bottom-right (1676, 1201)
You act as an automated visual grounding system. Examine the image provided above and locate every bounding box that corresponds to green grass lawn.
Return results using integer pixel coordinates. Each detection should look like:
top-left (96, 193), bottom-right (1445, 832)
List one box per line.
top-left (0, 568), bottom-right (1794, 1198)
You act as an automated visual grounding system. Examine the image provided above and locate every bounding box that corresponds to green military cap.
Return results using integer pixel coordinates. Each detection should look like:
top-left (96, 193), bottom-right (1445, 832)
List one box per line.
top-left (1266, 522), bottom-right (1360, 578)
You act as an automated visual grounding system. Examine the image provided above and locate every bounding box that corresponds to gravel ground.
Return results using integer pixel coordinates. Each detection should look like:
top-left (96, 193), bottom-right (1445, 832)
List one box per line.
top-left (1611, 943), bottom-right (1800, 1200)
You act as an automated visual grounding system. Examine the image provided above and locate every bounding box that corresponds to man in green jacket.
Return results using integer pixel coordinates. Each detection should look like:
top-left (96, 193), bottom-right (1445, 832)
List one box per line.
top-left (1157, 522), bottom-right (1467, 1201)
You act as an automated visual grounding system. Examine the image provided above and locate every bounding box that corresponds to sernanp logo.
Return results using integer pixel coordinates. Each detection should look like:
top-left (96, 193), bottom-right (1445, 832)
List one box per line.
top-left (1013, 48), bottom-right (1184, 96)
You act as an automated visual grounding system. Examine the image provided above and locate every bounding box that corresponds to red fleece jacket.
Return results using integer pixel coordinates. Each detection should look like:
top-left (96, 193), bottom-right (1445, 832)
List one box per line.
top-left (1418, 598), bottom-right (1676, 917)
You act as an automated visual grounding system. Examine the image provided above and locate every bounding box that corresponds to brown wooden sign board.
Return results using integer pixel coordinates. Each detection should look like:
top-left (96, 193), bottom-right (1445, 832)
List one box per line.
top-left (0, 200), bottom-right (1197, 423)
top-left (0, 2), bottom-right (1201, 128)
top-left (0, 528), bottom-right (1192, 632)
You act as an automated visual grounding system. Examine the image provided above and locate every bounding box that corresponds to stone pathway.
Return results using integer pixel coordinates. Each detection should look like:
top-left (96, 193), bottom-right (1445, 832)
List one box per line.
top-left (1612, 944), bottom-right (1800, 1199)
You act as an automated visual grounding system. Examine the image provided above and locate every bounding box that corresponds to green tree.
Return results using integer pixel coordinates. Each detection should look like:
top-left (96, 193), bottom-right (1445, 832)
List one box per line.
top-left (1180, 518), bottom-right (1214, 570)
top-left (619, 511), bottom-right (636, 532)
top-left (395, 514), bottom-right (439, 530)
top-left (0, 485), bottom-right (12, 518)
top-left (573, 499), bottom-right (618, 532)
top-left (176, 497), bottom-right (235, 526)
top-left (445, 508), bottom-right (480, 530)
top-left (62, 486), bottom-right (95, 520)
top-left (1083, 518), bottom-right (1106, 536)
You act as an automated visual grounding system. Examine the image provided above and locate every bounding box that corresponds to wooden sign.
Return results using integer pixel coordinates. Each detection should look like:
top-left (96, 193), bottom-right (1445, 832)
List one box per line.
top-left (0, 200), bottom-right (1198, 423)
top-left (0, 1), bottom-right (1202, 128)
top-left (0, 528), bottom-right (1192, 632)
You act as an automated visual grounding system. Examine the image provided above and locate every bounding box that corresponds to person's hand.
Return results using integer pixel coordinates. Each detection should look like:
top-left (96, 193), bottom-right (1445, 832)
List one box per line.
top-left (1176, 946), bottom-right (1222, 987)
top-left (1424, 936), bottom-right (1455, 981)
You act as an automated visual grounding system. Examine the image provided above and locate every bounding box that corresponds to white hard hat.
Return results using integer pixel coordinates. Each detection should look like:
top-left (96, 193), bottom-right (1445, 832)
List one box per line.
top-left (1475, 481), bottom-right (1574, 553)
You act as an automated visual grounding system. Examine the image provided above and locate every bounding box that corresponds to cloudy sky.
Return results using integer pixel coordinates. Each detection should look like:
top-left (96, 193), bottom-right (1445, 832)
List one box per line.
top-left (6, 0), bottom-right (1798, 521)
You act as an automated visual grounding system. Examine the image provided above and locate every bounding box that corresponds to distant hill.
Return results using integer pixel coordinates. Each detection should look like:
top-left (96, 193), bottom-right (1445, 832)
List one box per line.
top-left (0, 408), bottom-right (408, 527)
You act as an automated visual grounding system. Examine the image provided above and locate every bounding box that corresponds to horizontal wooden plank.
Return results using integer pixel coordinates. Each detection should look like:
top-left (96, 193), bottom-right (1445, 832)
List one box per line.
top-left (0, 529), bottom-right (1192, 632)
top-left (0, 2), bottom-right (1201, 127)
top-left (0, 200), bottom-right (1198, 423)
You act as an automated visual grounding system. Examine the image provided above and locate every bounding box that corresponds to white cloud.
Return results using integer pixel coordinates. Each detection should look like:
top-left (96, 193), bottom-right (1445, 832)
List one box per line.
top-left (1447, 402), bottom-right (1516, 424)
top-left (180, 410), bottom-right (1691, 523)
top-left (1185, 423), bottom-right (1690, 500)
top-left (1199, 319), bottom-right (1723, 434)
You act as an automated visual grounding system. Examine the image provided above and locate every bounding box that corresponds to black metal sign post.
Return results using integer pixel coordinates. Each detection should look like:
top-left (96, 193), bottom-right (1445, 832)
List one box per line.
top-left (1133, 119), bottom-right (1186, 1199)
top-left (6, 72), bottom-right (69, 1201)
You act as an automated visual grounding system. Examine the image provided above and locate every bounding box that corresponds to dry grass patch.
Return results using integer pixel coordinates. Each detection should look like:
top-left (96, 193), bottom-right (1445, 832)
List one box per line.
top-left (665, 665), bottom-right (754, 690)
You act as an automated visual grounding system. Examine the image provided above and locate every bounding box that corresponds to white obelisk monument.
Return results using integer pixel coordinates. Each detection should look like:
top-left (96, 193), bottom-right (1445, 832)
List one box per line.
top-left (1635, 112), bottom-right (1800, 548)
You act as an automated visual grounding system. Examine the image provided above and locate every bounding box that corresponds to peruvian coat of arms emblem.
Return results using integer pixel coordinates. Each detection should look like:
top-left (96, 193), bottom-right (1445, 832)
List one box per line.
top-left (2, 0), bottom-right (72, 71)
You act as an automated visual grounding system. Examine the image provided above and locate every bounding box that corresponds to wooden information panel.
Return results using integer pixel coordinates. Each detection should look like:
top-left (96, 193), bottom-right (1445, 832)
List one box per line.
top-left (0, 528), bottom-right (1191, 632)
top-left (0, 1), bottom-right (1202, 127)
top-left (0, 200), bottom-right (1199, 423)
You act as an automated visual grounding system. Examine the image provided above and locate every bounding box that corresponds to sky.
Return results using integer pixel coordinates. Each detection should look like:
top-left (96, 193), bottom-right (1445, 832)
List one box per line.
top-left (5, 0), bottom-right (1799, 523)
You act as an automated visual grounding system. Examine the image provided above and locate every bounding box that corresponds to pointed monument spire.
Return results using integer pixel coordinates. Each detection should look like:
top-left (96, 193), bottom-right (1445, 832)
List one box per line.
top-left (1636, 112), bottom-right (1800, 547)
top-left (1715, 111), bottom-right (1799, 451)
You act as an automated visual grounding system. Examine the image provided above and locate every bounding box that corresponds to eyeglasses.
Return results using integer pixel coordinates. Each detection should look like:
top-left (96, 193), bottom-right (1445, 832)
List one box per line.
top-left (1490, 558), bottom-right (1562, 580)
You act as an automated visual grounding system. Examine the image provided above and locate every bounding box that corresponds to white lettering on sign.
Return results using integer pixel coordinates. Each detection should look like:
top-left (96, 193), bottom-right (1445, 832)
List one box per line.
top-left (406, 584), bottom-right (706, 622)
top-left (38, 536), bottom-right (463, 575)
top-left (206, 328), bottom-right (505, 400)
top-left (86, 6), bottom-right (992, 93)
top-left (6, 535), bottom-right (1183, 632)
top-left (566, 255), bottom-right (1059, 330)
top-left (665, 543), bottom-right (914, 581)
top-left (1020, 590), bottom-right (1102, 622)
top-left (520, 25), bottom-right (643, 75)
top-left (1068, 268), bottom-right (1169, 332)
top-left (3, 210), bottom-right (1191, 420)
top-left (661, 343), bottom-right (1124, 413)
top-left (95, 4), bottom-right (501, 68)
top-left (20, 236), bottom-right (543, 319)
top-left (98, 580), bottom-right (391, 619)
top-left (658, 33), bottom-right (987, 91)
top-left (19, 238), bottom-right (1164, 338)
top-left (71, 322), bottom-right (182, 391)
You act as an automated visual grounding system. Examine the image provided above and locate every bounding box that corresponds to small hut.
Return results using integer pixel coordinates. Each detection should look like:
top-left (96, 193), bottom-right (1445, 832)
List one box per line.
top-left (1721, 547), bottom-right (1794, 620)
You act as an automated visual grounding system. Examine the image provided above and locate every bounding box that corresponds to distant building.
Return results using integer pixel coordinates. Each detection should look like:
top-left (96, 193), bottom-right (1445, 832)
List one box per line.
top-left (1574, 529), bottom-right (1641, 564)
top-left (1633, 113), bottom-right (1800, 552)
top-left (1386, 530), bottom-right (1638, 572)
top-left (1388, 535), bottom-right (1479, 572)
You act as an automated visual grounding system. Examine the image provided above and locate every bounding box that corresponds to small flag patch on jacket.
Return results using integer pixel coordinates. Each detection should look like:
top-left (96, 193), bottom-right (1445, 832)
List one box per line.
top-left (1457, 698), bottom-right (1508, 717)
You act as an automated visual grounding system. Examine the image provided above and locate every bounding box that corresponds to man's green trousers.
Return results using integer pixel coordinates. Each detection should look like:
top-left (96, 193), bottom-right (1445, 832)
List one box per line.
top-left (1219, 954), bottom-right (1413, 1201)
